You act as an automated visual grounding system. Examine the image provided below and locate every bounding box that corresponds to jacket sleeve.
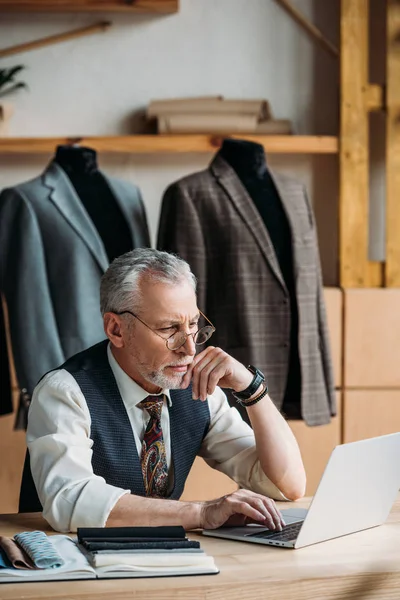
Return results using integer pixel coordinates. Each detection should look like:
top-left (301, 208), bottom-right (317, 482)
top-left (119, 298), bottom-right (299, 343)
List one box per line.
top-left (157, 183), bottom-right (207, 311)
top-left (0, 188), bottom-right (65, 400)
top-left (303, 188), bottom-right (336, 417)
top-left (316, 269), bottom-right (336, 416)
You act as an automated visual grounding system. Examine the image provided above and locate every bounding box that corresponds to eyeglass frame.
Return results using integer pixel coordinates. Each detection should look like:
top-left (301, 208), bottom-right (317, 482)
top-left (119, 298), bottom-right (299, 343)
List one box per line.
top-left (113, 308), bottom-right (216, 351)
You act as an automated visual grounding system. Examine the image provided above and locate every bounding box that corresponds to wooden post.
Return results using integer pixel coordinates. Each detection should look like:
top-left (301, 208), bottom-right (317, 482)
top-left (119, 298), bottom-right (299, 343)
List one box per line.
top-left (367, 84), bottom-right (384, 111)
top-left (340, 0), bottom-right (382, 287)
top-left (385, 0), bottom-right (400, 287)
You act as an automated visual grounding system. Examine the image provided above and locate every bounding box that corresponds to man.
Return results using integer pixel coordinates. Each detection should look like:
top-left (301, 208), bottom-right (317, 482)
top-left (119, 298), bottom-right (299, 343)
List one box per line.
top-left (24, 249), bottom-right (306, 533)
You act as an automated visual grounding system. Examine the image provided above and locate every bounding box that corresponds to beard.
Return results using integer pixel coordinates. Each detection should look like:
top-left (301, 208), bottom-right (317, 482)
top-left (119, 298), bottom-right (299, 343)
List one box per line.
top-left (132, 351), bottom-right (191, 390)
top-left (145, 368), bottom-right (186, 390)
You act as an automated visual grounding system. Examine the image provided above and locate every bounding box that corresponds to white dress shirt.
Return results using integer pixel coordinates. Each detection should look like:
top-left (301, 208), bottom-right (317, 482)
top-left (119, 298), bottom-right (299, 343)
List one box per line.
top-left (27, 344), bottom-right (287, 532)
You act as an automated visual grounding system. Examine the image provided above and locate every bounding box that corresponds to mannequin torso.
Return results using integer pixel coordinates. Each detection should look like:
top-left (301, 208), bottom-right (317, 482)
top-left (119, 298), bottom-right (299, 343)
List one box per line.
top-left (54, 146), bottom-right (132, 263)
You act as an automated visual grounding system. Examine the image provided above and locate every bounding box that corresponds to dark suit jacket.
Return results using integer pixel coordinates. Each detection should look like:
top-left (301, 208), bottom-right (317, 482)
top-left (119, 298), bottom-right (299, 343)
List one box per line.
top-left (157, 154), bottom-right (335, 426)
top-left (0, 161), bottom-right (150, 425)
top-left (0, 297), bottom-right (12, 416)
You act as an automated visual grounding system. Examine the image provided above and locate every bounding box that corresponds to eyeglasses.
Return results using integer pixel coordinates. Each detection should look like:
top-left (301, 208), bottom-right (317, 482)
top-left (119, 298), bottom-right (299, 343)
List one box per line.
top-left (114, 309), bottom-right (216, 351)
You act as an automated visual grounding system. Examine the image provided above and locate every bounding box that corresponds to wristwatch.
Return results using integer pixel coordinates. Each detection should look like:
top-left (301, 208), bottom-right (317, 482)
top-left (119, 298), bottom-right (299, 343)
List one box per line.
top-left (231, 365), bottom-right (265, 401)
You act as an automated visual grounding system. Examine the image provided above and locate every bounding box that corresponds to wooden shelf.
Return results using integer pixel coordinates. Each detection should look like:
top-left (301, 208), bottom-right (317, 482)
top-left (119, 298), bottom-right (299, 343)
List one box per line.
top-left (0, 135), bottom-right (338, 155)
top-left (0, 0), bottom-right (178, 13)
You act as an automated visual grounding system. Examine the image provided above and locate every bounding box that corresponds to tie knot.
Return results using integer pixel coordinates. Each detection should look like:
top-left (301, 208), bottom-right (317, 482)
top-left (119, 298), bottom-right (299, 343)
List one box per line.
top-left (138, 395), bottom-right (165, 420)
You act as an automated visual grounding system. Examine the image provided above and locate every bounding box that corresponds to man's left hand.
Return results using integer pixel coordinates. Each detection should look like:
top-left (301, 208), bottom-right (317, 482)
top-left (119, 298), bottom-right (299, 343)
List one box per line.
top-left (181, 346), bottom-right (253, 400)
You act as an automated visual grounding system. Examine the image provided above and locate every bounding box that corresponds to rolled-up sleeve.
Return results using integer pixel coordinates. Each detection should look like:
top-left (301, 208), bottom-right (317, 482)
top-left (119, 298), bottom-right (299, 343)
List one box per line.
top-left (198, 388), bottom-right (288, 501)
top-left (27, 370), bottom-right (129, 532)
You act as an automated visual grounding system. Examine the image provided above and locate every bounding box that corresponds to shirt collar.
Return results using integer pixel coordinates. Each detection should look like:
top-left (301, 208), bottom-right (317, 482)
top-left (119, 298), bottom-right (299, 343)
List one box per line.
top-left (107, 343), bottom-right (172, 409)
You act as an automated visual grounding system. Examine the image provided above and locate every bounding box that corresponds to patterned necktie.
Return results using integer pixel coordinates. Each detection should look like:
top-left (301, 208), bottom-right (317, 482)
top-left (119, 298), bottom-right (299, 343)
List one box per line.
top-left (138, 395), bottom-right (169, 498)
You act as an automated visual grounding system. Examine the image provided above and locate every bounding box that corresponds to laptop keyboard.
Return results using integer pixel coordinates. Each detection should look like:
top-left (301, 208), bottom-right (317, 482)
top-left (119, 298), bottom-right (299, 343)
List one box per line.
top-left (247, 521), bottom-right (303, 542)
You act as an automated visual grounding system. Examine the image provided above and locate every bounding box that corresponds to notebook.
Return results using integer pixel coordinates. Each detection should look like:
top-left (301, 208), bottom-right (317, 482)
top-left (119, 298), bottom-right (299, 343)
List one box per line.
top-left (0, 534), bottom-right (218, 583)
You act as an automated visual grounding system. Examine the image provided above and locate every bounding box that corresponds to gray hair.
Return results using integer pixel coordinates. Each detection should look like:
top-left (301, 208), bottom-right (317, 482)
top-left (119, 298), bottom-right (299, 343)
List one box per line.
top-left (100, 248), bottom-right (197, 316)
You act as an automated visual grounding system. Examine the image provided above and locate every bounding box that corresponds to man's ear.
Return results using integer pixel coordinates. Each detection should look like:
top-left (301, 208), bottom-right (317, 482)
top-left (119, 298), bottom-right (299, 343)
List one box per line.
top-left (104, 313), bottom-right (124, 348)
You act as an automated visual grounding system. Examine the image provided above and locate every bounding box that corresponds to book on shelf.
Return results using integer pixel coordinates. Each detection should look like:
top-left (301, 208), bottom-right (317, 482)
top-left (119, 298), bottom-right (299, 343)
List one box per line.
top-left (255, 119), bottom-right (292, 134)
top-left (147, 96), bottom-right (271, 120)
top-left (157, 113), bottom-right (292, 135)
top-left (157, 112), bottom-right (259, 133)
top-left (0, 527), bottom-right (219, 583)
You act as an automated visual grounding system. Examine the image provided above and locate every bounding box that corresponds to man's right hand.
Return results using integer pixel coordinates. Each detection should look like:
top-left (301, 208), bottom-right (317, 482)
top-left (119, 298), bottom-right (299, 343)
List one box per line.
top-left (199, 489), bottom-right (286, 530)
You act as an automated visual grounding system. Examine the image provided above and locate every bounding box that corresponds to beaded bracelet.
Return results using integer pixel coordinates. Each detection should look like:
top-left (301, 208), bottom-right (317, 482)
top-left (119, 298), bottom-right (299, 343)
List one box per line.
top-left (239, 383), bottom-right (269, 407)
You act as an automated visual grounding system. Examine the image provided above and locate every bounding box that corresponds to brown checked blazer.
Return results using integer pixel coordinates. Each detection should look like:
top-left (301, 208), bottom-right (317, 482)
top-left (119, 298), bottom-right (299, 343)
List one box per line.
top-left (157, 153), bottom-right (335, 427)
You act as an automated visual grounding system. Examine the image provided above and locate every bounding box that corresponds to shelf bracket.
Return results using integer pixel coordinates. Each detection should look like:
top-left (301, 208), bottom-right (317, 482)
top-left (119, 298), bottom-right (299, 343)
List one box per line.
top-left (0, 22), bottom-right (111, 59)
top-left (274, 0), bottom-right (338, 58)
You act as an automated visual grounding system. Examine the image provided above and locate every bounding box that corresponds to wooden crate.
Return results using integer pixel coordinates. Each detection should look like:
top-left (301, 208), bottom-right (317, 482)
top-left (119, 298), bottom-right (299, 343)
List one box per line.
top-left (344, 289), bottom-right (400, 387)
top-left (289, 392), bottom-right (342, 496)
top-left (324, 287), bottom-right (343, 389)
top-left (343, 390), bottom-right (400, 443)
top-left (0, 392), bottom-right (26, 514)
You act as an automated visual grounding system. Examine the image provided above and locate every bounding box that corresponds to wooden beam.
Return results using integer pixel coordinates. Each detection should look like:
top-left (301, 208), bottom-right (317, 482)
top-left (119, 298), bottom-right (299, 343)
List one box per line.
top-left (0, 135), bottom-right (339, 155)
top-left (274, 0), bottom-right (338, 58)
top-left (385, 0), bottom-right (400, 286)
top-left (366, 84), bottom-right (384, 111)
top-left (0, 22), bottom-right (111, 59)
top-left (368, 261), bottom-right (385, 288)
top-left (340, 0), bottom-right (380, 286)
top-left (0, 0), bottom-right (178, 13)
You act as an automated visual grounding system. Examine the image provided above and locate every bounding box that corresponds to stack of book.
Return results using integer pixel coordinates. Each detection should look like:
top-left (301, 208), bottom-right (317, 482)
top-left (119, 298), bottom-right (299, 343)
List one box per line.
top-left (147, 96), bottom-right (292, 135)
top-left (0, 527), bottom-right (218, 583)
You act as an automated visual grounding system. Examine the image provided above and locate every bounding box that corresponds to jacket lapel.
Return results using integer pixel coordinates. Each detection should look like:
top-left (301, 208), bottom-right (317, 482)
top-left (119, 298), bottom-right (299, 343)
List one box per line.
top-left (269, 171), bottom-right (311, 281)
top-left (210, 155), bottom-right (287, 292)
top-left (43, 162), bottom-right (109, 272)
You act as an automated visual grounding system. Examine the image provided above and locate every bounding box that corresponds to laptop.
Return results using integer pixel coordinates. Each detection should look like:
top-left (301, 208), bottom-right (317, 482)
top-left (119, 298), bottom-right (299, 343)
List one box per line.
top-left (203, 432), bottom-right (400, 549)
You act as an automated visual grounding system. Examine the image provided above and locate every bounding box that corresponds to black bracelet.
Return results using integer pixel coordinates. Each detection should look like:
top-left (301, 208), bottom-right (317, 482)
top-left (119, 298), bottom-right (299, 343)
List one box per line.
top-left (232, 365), bottom-right (265, 400)
top-left (239, 384), bottom-right (269, 407)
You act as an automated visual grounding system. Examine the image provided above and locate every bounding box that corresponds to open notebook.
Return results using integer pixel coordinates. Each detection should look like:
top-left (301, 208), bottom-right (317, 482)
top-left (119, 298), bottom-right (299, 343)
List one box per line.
top-left (0, 535), bottom-right (218, 583)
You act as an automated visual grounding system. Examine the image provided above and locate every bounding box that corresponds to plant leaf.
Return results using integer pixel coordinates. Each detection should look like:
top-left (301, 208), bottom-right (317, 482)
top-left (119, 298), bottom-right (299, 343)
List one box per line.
top-left (0, 72), bottom-right (17, 88)
top-left (0, 71), bottom-right (10, 87)
top-left (6, 65), bottom-right (25, 79)
top-left (0, 66), bottom-right (27, 93)
top-left (0, 82), bottom-right (28, 99)
top-left (0, 65), bottom-right (24, 86)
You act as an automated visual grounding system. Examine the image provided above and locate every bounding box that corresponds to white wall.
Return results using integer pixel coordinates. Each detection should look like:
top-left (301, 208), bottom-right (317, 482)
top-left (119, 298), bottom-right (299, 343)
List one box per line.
top-left (0, 0), bottom-right (340, 282)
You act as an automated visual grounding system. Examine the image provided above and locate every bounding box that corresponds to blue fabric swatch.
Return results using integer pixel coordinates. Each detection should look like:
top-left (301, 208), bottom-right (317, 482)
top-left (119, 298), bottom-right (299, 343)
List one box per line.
top-left (0, 548), bottom-right (12, 569)
top-left (14, 531), bottom-right (64, 569)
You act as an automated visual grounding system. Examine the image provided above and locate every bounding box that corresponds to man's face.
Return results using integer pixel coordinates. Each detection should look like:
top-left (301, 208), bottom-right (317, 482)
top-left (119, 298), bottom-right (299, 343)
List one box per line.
top-left (121, 278), bottom-right (199, 391)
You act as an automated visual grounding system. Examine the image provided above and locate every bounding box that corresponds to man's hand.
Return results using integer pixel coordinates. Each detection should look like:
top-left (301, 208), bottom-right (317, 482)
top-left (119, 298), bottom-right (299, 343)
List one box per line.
top-left (181, 346), bottom-right (254, 400)
top-left (200, 489), bottom-right (286, 530)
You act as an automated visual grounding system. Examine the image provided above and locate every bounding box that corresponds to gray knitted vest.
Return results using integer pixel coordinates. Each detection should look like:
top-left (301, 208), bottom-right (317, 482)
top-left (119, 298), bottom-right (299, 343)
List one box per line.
top-left (63, 340), bottom-right (210, 499)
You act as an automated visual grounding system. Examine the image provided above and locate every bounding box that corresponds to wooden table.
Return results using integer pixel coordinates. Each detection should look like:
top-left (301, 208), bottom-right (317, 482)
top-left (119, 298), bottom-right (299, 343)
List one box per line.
top-left (1, 497), bottom-right (400, 600)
